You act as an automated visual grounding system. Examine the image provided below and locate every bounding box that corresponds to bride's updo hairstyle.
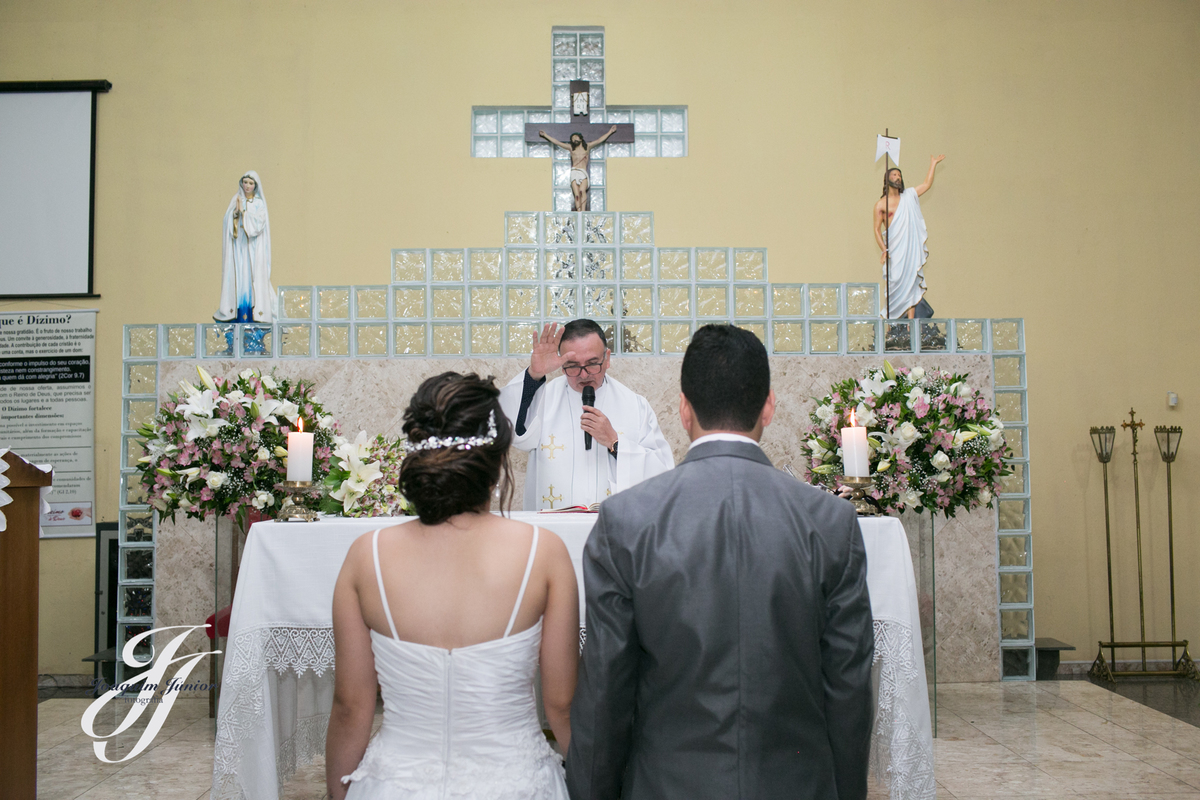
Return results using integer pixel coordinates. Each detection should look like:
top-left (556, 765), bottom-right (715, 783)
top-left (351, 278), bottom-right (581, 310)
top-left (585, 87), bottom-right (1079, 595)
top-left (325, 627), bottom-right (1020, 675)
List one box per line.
top-left (399, 372), bottom-right (514, 525)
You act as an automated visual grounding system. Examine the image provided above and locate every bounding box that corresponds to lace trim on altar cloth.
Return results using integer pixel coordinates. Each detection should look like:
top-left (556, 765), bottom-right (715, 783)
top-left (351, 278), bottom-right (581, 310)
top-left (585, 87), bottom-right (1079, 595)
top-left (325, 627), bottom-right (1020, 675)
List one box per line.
top-left (870, 618), bottom-right (936, 800)
top-left (211, 626), bottom-right (337, 800)
top-left (342, 729), bottom-right (563, 799)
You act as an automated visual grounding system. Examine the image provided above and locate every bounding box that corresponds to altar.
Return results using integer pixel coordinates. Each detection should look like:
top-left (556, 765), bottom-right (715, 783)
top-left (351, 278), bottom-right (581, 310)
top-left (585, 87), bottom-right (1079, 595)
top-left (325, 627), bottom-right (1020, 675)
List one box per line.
top-left (211, 512), bottom-right (934, 800)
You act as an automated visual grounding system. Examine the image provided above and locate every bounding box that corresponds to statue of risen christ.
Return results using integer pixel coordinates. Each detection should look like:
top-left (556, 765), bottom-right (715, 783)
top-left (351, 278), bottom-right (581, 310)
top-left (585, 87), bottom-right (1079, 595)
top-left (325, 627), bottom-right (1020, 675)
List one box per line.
top-left (874, 154), bottom-right (945, 319)
top-left (539, 126), bottom-right (618, 211)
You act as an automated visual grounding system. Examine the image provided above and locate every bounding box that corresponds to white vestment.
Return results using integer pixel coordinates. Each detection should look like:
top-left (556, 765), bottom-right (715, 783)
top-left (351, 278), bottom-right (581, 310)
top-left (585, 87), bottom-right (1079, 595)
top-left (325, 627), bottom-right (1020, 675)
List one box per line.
top-left (216, 170), bottom-right (276, 323)
top-left (499, 372), bottom-right (675, 511)
top-left (881, 187), bottom-right (929, 318)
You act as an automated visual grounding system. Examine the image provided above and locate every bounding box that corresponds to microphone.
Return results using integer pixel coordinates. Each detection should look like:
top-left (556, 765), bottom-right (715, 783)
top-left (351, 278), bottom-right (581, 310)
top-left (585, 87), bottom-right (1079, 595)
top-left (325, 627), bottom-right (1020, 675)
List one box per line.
top-left (581, 386), bottom-right (595, 450)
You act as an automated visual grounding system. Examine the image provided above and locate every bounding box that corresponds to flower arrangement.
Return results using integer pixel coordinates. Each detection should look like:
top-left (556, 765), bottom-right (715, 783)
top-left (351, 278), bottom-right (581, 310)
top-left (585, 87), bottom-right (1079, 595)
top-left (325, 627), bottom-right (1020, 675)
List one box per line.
top-left (135, 367), bottom-right (338, 526)
top-left (802, 361), bottom-right (1011, 516)
top-left (321, 432), bottom-right (415, 517)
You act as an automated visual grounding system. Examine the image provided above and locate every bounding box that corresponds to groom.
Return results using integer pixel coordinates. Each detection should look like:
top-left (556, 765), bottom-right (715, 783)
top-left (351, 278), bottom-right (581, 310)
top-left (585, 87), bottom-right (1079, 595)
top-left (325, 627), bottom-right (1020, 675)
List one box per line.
top-left (566, 325), bottom-right (875, 800)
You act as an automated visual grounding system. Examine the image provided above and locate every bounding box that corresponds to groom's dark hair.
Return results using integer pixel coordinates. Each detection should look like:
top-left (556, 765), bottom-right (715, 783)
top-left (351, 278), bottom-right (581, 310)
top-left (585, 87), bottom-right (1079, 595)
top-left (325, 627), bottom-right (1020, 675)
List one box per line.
top-left (681, 324), bottom-right (770, 432)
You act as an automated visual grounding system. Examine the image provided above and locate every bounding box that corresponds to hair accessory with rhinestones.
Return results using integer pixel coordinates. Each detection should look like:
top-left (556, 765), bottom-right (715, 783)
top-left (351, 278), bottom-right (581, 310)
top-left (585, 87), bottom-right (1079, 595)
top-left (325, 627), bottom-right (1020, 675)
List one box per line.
top-left (407, 410), bottom-right (498, 452)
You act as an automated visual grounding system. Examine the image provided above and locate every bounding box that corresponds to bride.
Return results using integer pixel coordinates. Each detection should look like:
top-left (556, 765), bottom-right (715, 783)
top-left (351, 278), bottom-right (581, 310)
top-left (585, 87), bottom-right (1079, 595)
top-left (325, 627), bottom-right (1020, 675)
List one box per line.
top-left (325, 372), bottom-right (579, 799)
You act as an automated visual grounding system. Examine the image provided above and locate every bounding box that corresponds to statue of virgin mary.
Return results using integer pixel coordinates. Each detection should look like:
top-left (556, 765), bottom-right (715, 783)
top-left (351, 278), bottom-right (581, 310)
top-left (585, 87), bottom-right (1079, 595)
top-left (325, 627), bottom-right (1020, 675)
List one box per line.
top-left (214, 171), bottom-right (276, 323)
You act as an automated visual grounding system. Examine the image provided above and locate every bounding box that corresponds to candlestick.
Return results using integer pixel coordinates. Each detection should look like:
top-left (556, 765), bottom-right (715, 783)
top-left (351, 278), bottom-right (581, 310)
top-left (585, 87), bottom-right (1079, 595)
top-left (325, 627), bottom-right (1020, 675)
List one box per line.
top-left (286, 422), bottom-right (314, 482)
top-left (841, 411), bottom-right (870, 478)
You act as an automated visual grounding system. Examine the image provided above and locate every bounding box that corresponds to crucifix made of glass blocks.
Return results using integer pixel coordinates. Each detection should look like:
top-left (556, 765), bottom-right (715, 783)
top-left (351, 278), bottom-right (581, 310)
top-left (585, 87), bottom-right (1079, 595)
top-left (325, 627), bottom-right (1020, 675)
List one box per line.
top-left (470, 26), bottom-right (689, 212)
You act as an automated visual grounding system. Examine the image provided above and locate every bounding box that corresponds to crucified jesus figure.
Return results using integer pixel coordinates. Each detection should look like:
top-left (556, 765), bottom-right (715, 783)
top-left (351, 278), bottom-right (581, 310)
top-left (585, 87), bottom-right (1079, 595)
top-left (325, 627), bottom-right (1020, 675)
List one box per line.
top-left (539, 125), bottom-right (618, 211)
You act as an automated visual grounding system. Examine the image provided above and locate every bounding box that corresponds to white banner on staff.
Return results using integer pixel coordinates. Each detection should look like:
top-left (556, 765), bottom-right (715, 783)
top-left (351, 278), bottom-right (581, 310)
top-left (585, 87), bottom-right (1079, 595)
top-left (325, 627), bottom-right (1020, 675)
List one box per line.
top-left (0, 310), bottom-right (97, 538)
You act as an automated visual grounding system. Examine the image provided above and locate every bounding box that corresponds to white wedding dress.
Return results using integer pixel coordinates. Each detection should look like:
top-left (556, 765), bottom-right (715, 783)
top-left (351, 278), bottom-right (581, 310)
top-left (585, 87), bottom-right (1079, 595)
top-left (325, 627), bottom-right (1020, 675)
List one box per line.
top-left (342, 528), bottom-right (569, 800)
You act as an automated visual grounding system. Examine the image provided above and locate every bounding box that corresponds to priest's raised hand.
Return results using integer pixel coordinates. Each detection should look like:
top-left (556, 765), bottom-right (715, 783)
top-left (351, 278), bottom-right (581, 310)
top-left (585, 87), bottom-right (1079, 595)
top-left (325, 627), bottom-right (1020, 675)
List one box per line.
top-left (498, 319), bottom-right (675, 511)
top-left (528, 322), bottom-right (577, 381)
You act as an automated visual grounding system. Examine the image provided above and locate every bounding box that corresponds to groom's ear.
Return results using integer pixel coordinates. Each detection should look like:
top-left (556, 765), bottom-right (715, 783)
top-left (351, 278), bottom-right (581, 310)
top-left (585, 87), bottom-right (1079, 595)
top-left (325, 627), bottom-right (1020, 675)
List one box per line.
top-left (678, 392), bottom-right (694, 434)
top-left (759, 389), bottom-right (777, 429)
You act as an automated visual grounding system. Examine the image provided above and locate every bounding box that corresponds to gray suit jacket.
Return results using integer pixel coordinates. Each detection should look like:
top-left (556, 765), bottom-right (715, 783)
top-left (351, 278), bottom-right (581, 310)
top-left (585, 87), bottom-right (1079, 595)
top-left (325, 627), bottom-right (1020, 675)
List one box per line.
top-left (566, 440), bottom-right (874, 800)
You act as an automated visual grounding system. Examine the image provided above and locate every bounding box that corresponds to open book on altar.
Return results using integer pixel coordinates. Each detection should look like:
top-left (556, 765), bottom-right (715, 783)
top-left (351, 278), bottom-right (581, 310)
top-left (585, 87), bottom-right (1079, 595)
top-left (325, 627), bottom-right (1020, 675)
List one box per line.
top-left (537, 503), bottom-right (600, 514)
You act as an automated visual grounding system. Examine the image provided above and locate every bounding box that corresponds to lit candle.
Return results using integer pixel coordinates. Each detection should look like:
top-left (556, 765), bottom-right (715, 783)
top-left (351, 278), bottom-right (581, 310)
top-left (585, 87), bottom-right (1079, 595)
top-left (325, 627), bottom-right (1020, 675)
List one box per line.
top-left (841, 408), bottom-right (870, 478)
top-left (286, 418), bottom-right (314, 482)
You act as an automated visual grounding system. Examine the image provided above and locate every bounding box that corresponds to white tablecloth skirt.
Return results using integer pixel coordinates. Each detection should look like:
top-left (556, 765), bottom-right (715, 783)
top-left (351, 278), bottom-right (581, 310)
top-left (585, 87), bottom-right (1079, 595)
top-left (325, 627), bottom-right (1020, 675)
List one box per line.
top-left (212, 513), bottom-right (933, 800)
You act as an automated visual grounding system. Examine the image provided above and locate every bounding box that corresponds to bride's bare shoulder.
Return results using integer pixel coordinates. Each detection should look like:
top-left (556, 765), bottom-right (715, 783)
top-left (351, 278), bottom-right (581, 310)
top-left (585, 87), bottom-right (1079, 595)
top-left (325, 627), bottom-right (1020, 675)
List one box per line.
top-left (346, 521), bottom-right (420, 561)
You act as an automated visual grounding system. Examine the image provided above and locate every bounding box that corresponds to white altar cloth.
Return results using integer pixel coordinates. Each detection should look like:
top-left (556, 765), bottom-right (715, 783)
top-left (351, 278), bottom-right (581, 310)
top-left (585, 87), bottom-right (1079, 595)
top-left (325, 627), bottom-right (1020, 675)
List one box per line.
top-left (212, 513), bottom-right (933, 800)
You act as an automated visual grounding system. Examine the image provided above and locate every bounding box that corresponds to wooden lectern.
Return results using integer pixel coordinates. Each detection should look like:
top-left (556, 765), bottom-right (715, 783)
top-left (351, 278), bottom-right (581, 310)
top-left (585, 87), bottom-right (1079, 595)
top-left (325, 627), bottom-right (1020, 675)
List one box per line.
top-left (0, 451), bottom-right (52, 800)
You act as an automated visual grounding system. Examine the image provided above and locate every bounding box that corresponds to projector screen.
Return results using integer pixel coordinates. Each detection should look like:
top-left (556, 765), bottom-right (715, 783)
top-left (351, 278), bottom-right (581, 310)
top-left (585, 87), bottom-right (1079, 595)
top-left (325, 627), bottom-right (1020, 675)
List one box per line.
top-left (0, 82), bottom-right (109, 298)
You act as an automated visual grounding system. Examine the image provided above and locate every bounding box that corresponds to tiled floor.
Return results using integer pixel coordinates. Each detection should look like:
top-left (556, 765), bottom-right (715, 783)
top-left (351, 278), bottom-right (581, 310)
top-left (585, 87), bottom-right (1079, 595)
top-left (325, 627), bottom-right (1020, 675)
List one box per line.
top-left (35, 681), bottom-right (1200, 799)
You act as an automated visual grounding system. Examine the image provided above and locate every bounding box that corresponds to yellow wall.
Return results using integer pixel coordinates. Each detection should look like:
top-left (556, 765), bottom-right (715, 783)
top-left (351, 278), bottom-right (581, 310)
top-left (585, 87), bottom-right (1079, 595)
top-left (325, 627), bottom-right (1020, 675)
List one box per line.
top-left (4, 0), bottom-right (1198, 674)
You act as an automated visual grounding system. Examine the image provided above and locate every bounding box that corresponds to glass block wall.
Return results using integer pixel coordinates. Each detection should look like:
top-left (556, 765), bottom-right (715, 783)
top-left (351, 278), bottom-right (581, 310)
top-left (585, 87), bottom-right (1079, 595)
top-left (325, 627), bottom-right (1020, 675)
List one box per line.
top-left (471, 27), bottom-right (688, 211)
top-left (119, 210), bottom-right (1033, 683)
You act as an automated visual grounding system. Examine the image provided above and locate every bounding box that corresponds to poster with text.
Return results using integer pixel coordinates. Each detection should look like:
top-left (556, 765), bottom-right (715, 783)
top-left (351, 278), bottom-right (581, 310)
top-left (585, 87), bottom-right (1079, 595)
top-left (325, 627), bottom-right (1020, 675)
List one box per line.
top-left (0, 310), bottom-right (97, 537)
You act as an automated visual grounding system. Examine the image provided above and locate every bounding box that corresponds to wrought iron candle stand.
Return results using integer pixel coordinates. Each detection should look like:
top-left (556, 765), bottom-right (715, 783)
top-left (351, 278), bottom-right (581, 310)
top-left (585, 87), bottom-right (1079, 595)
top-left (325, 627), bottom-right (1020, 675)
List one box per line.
top-left (1088, 425), bottom-right (1117, 673)
top-left (1154, 425), bottom-right (1184, 668)
top-left (1089, 411), bottom-right (1197, 681)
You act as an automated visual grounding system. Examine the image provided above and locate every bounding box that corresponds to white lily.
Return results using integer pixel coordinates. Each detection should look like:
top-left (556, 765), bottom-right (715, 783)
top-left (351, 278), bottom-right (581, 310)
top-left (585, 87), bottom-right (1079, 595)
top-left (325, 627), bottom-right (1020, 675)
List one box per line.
top-left (225, 389), bottom-right (253, 407)
top-left (254, 394), bottom-right (284, 422)
top-left (177, 466), bottom-right (203, 484)
top-left (859, 371), bottom-right (896, 399)
top-left (342, 461), bottom-right (383, 495)
top-left (197, 366), bottom-right (217, 391)
top-left (273, 446), bottom-right (289, 458)
top-left (876, 459), bottom-right (892, 473)
top-left (333, 431), bottom-right (374, 469)
top-left (185, 415), bottom-right (227, 441)
top-left (329, 482), bottom-right (363, 513)
top-left (144, 437), bottom-right (177, 460)
top-left (239, 368), bottom-right (257, 381)
top-left (952, 429), bottom-right (979, 448)
top-left (177, 388), bottom-right (220, 419)
top-left (904, 386), bottom-right (928, 409)
top-left (807, 439), bottom-right (829, 462)
top-left (178, 380), bottom-right (202, 398)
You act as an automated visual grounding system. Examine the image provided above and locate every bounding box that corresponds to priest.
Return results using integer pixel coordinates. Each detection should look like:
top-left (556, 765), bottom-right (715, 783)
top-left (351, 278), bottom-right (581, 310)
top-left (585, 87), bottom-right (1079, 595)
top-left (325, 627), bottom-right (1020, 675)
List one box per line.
top-left (500, 320), bottom-right (675, 510)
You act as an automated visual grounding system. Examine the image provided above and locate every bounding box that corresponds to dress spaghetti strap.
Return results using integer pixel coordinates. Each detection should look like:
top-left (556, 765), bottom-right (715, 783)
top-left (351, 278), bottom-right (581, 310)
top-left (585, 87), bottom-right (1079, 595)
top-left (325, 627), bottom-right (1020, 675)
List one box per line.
top-left (371, 529), bottom-right (401, 641)
top-left (503, 527), bottom-right (540, 638)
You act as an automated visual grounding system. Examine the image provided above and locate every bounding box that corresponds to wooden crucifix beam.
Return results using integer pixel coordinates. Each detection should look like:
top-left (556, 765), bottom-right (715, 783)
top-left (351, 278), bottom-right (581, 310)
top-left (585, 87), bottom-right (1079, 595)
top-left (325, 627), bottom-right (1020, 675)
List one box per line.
top-left (523, 122), bottom-right (635, 145)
